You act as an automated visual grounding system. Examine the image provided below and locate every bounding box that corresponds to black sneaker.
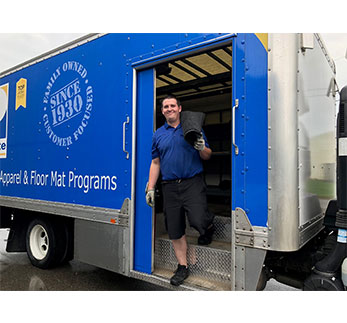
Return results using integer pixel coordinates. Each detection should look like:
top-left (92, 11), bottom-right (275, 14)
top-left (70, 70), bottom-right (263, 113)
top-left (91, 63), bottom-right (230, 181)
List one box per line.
top-left (198, 224), bottom-right (215, 245)
top-left (170, 264), bottom-right (189, 286)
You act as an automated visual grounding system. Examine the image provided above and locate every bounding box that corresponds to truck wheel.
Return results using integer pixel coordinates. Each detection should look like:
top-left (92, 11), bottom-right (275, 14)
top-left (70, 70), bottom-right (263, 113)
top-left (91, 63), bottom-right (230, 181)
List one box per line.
top-left (26, 218), bottom-right (67, 269)
top-left (304, 273), bottom-right (345, 291)
top-left (256, 266), bottom-right (270, 291)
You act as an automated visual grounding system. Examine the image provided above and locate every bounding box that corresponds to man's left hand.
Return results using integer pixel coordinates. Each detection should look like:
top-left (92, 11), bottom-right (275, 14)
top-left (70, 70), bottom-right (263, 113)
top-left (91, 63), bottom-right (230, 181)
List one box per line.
top-left (194, 135), bottom-right (205, 151)
top-left (146, 189), bottom-right (155, 207)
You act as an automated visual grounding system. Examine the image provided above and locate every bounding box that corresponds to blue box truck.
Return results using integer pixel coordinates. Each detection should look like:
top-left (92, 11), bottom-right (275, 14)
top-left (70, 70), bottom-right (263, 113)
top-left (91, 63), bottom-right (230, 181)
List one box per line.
top-left (0, 33), bottom-right (344, 290)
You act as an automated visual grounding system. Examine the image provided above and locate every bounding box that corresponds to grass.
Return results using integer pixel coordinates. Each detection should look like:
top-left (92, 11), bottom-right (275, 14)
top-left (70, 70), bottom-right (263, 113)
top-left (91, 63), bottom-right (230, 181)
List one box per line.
top-left (306, 179), bottom-right (335, 199)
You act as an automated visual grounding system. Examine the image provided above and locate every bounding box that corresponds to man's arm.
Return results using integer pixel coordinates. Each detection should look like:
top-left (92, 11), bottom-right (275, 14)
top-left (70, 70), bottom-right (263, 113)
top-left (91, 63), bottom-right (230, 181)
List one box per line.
top-left (146, 157), bottom-right (161, 207)
top-left (199, 146), bottom-right (212, 160)
top-left (148, 157), bottom-right (161, 189)
top-left (194, 134), bottom-right (212, 160)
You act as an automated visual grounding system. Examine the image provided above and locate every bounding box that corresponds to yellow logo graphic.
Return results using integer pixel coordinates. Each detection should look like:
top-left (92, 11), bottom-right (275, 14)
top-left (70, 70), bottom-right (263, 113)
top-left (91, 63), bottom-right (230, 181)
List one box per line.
top-left (16, 78), bottom-right (27, 110)
top-left (255, 33), bottom-right (268, 51)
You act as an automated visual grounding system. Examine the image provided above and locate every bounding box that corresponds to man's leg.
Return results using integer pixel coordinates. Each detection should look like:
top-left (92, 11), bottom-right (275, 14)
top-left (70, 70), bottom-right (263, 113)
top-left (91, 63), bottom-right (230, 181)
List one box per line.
top-left (183, 175), bottom-right (214, 245)
top-left (172, 235), bottom-right (188, 266)
top-left (162, 183), bottom-right (189, 285)
top-left (170, 234), bottom-right (189, 286)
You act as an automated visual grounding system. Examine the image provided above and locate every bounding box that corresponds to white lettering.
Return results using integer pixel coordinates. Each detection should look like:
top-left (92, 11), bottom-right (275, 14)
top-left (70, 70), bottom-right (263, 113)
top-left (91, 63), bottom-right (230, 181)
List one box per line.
top-left (0, 169), bottom-right (117, 193)
top-left (68, 171), bottom-right (118, 194)
top-left (30, 170), bottom-right (48, 186)
top-left (51, 171), bottom-right (66, 187)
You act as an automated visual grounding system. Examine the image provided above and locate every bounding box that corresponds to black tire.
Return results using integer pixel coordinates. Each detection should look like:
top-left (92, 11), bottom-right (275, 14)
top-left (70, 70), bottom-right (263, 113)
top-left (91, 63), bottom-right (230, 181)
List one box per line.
top-left (304, 273), bottom-right (345, 291)
top-left (256, 266), bottom-right (269, 291)
top-left (26, 217), bottom-right (68, 269)
top-left (59, 218), bottom-right (74, 265)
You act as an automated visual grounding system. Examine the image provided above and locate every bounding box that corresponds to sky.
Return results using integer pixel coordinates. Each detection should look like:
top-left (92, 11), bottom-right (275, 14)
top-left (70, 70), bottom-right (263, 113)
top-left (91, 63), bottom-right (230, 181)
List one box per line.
top-left (321, 33), bottom-right (347, 90)
top-left (0, 33), bottom-right (346, 90)
top-left (0, 33), bottom-right (87, 74)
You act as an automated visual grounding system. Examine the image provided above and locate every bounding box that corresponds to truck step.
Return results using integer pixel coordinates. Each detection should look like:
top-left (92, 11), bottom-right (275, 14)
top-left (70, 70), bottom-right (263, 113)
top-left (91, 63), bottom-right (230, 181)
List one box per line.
top-left (155, 213), bottom-right (231, 243)
top-left (154, 235), bottom-right (231, 287)
top-left (152, 268), bottom-right (231, 291)
top-left (186, 215), bottom-right (231, 242)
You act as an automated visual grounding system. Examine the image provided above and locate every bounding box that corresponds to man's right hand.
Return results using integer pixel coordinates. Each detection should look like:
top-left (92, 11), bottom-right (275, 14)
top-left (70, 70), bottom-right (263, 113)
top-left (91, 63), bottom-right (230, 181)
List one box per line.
top-left (194, 134), bottom-right (205, 151)
top-left (146, 189), bottom-right (155, 207)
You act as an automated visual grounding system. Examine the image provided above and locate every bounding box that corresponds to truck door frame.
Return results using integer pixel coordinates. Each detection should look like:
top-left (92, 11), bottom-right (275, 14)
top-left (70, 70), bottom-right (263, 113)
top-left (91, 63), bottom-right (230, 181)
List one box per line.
top-left (130, 34), bottom-right (236, 275)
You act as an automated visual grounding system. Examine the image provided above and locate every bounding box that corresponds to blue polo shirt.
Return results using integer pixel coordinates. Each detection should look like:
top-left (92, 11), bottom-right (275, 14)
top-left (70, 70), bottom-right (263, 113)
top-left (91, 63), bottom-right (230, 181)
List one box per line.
top-left (152, 122), bottom-right (209, 181)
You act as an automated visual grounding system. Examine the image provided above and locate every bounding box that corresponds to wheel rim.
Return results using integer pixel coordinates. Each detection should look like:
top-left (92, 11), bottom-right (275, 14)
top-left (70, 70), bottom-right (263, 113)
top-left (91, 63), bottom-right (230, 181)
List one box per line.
top-left (29, 224), bottom-right (49, 260)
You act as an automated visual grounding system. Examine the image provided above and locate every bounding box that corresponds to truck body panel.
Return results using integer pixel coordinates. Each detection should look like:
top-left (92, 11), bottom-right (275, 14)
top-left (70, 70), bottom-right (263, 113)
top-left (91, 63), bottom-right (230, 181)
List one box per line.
top-left (268, 34), bottom-right (336, 251)
top-left (0, 33), bottom-right (337, 290)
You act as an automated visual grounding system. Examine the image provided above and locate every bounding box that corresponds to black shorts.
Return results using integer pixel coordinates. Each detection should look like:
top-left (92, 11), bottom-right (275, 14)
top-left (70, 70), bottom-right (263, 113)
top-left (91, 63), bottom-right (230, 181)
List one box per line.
top-left (161, 174), bottom-right (214, 240)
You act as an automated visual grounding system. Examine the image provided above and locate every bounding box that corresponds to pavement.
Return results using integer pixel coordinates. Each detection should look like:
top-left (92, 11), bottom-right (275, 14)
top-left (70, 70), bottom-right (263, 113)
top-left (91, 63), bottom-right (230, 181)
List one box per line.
top-left (0, 229), bottom-right (168, 291)
top-left (0, 229), bottom-right (298, 291)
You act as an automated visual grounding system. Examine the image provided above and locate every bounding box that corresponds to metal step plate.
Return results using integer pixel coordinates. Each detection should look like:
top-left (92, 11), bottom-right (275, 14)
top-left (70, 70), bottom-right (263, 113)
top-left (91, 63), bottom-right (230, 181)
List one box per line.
top-left (185, 215), bottom-right (231, 242)
top-left (155, 235), bottom-right (231, 284)
top-left (155, 213), bottom-right (231, 242)
top-left (152, 268), bottom-right (231, 291)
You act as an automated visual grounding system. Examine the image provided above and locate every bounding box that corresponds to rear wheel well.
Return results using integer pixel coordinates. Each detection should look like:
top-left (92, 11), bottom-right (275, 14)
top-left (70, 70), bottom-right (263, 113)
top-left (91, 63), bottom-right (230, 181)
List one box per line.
top-left (263, 228), bottom-right (337, 289)
top-left (0, 206), bottom-right (14, 228)
top-left (4, 208), bottom-right (74, 265)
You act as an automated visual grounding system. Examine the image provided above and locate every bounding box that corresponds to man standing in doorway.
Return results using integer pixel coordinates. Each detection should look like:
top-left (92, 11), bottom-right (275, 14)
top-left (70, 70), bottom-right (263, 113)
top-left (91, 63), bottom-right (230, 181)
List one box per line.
top-left (146, 95), bottom-right (214, 286)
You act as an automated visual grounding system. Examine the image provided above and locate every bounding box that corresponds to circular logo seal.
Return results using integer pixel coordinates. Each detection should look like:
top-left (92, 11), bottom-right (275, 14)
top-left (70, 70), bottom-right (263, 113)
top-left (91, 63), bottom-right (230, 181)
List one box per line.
top-left (42, 60), bottom-right (93, 146)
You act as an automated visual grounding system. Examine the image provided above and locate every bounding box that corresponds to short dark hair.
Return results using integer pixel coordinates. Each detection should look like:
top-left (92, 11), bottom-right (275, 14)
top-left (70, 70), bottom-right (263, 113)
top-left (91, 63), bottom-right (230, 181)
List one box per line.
top-left (160, 94), bottom-right (181, 108)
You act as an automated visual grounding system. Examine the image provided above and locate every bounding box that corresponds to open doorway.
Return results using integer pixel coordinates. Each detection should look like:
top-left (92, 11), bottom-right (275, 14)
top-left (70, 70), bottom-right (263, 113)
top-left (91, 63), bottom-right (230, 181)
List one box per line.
top-left (152, 44), bottom-right (233, 290)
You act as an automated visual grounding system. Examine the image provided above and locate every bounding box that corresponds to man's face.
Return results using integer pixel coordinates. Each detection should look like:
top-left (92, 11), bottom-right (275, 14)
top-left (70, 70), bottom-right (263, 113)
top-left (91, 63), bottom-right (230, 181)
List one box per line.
top-left (161, 98), bottom-right (182, 124)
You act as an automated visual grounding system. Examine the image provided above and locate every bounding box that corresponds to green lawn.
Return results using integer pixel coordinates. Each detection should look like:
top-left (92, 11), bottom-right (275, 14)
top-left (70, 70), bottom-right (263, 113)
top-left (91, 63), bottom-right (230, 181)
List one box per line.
top-left (306, 179), bottom-right (335, 199)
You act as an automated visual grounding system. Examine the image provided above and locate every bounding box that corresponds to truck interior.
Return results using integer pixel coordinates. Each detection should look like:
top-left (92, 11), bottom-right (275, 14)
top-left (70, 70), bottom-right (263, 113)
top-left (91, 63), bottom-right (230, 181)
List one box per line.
top-left (152, 44), bottom-right (233, 290)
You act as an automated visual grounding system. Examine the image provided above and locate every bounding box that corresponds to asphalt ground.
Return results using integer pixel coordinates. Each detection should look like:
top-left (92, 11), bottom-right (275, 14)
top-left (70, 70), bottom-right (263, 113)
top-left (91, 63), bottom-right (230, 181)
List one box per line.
top-left (0, 229), bottom-right (297, 291)
top-left (1, 228), bottom-right (320, 323)
top-left (0, 229), bottom-right (167, 291)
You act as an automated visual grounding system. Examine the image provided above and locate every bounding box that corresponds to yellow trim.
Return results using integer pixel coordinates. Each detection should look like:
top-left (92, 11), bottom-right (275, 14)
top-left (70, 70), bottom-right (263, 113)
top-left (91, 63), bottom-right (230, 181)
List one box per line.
top-left (16, 78), bottom-right (27, 110)
top-left (0, 83), bottom-right (8, 96)
top-left (255, 33), bottom-right (268, 51)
